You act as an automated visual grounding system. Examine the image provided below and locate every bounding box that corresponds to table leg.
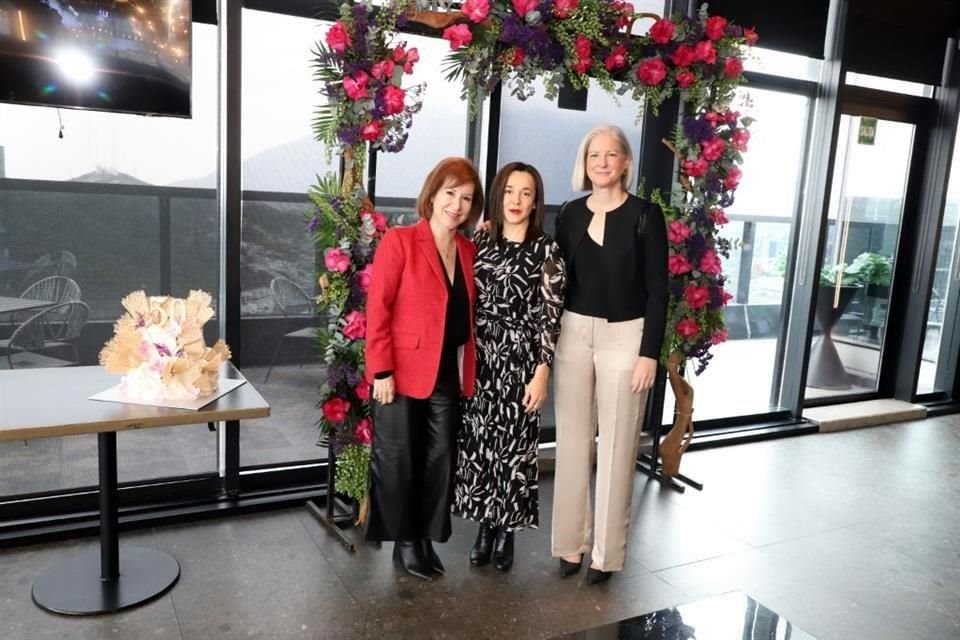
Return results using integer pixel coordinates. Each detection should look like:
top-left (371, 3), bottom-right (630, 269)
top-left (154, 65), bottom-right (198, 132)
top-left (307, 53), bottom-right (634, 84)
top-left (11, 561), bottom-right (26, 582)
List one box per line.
top-left (31, 432), bottom-right (180, 615)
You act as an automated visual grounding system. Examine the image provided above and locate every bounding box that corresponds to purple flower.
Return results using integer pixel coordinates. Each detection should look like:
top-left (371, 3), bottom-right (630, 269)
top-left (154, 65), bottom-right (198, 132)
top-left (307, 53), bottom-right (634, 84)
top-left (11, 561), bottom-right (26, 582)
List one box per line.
top-left (720, 192), bottom-right (735, 208)
top-left (686, 233), bottom-right (709, 264)
top-left (155, 343), bottom-right (172, 357)
top-left (307, 218), bottom-right (320, 233)
top-left (682, 116), bottom-right (714, 144)
top-left (705, 173), bottom-right (722, 196)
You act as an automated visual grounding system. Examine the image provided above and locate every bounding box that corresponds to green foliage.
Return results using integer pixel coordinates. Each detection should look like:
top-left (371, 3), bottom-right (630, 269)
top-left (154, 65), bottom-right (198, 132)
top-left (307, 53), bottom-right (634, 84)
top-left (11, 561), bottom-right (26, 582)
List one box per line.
top-left (335, 443), bottom-right (370, 502)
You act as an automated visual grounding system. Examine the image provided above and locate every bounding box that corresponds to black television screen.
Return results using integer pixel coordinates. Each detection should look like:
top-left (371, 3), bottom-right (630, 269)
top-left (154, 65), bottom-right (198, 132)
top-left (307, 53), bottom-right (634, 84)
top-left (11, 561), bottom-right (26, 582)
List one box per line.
top-left (0, 1), bottom-right (192, 117)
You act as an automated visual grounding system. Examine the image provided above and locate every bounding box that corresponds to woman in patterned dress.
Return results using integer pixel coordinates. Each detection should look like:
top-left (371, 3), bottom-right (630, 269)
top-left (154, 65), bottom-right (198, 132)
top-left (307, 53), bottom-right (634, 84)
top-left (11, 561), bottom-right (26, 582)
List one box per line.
top-left (453, 162), bottom-right (566, 572)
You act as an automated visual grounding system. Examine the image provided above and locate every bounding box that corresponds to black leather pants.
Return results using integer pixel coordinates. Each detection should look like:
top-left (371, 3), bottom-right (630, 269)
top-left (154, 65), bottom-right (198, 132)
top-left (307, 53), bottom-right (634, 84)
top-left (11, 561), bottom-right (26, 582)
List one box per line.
top-left (366, 357), bottom-right (460, 543)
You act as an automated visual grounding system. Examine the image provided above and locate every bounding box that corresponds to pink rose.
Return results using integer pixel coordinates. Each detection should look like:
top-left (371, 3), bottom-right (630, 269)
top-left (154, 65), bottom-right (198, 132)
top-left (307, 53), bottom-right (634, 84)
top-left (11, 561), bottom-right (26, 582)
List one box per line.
top-left (401, 47), bottom-right (419, 73)
top-left (668, 254), bottom-right (692, 275)
top-left (354, 417), bottom-right (373, 445)
top-left (637, 57), bottom-right (667, 86)
top-left (699, 249), bottom-right (723, 275)
top-left (613, 1), bottom-right (634, 29)
top-left (573, 35), bottom-right (592, 73)
top-left (709, 208), bottom-right (729, 225)
top-left (682, 157), bottom-right (709, 177)
top-left (462, 0), bottom-right (491, 22)
top-left (723, 57), bottom-right (744, 78)
top-left (512, 0), bottom-right (538, 16)
top-left (360, 120), bottom-right (384, 142)
top-left (701, 137), bottom-right (726, 162)
top-left (732, 128), bottom-right (750, 151)
top-left (705, 16), bottom-right (728, 40)
top-left (704, 111), bottom-right (723, 126)
top-left (371, 211), bottom-right (387, 232)
top-left (380, 85), bottom-right (406, 116)
top-left (671, 45), bottom-right (696, 67)
top-left (355, 380), bottom-right (371, 403)
top-left (744, 27), bottom-right (759, 46)
top-left (343, 72), bottom-right (370, 101)
top-left (649, 18), bottom-right (675, 44)
top-left (694, 40), bottom-right (717, 64)
top-left (342, 310), bottom-right (367, 341)
top-left (684, 284), bottom-right (710, 309)
top-left (724, 166), bottom-right (743, 189)
top-left (322, 397), bottom-right (350, 423)
top-left (725, 110), bottom-right (741, 125)
top-left (442, 24), bottom-right (473, 50)
top-left (370, 59), bottom-right (395, 80)
top-left (676, 318), bottom-right (700, 339)
top-left (356, 263), bottom-right (374, 294)
top-left (553, 0), bottom-right (578, 19)
top-left (667, 221), bottom-right (692, 244)
top-left (723, 289), bottom-right (734, 305)
top-left (675, 70), bottom-right (695, 88)
top-left (324, 247), bottom-right (351, 273)
top-left (325, 21), bottom-right (351, 53)
top-left (711, 329), bottom-right (729, 345)
top-left (604, 43), bottom-right (628, 71)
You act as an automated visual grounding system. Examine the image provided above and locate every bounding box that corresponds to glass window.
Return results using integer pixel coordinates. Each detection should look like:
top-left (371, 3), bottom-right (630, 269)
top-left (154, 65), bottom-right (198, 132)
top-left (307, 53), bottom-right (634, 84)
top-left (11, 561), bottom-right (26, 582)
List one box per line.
top-left (845, 73), bottom-right (934, 98)
top-left (664, 87), bottom-right (811, 422)
top-left (743, 47), bottom-right (821, 82)
top-left (0, 24), bottom-right (220, 497)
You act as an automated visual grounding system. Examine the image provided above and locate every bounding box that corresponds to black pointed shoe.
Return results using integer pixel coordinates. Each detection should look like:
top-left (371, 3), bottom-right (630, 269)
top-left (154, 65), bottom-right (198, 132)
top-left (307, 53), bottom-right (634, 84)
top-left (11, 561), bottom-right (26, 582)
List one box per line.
top-left (559, 556), bottom-right (582, 578)
top-left (586, 567), bottom-right (612, 585)
top-left (492, 529), bottom-right (514, 572)
top-left (419, 539), bottom-right (445, 575)
top-left (469, 524), bottom-right (496, 566)
top-left (393, 541), bottom-right (432, 581)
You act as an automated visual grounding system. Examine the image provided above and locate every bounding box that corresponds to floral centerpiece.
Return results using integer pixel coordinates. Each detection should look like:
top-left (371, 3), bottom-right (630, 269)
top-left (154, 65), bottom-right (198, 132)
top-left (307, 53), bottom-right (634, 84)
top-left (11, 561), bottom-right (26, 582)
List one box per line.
top-left (99, 290), bottom-right (231, 402)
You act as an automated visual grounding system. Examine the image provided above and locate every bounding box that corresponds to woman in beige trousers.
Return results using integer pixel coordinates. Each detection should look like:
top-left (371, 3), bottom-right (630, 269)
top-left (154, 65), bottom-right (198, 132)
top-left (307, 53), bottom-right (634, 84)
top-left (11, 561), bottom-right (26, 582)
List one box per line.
top-left (551, 125), bottom-right (668, 585)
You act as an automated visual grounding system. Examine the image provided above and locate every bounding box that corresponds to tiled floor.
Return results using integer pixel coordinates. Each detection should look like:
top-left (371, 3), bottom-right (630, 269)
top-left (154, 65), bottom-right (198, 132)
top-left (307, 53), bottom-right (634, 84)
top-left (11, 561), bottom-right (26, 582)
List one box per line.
top-left (1, 415), bottom-right (958, 639)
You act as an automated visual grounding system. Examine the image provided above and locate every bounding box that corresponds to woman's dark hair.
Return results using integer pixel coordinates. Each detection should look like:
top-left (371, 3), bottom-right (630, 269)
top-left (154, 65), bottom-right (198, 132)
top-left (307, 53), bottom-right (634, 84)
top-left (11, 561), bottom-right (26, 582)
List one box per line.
top-left (486, 162), bottom-right (546, 244)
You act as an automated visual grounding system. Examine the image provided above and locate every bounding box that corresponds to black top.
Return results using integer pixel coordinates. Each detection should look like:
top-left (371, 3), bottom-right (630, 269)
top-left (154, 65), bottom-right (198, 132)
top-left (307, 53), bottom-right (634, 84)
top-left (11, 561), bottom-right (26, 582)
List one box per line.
top-left (554, 194), bottom-right (668, 360)
top-left (442, 249), bottom-right (470, 349)
top-left (567, 233), bottom-right (609, 318)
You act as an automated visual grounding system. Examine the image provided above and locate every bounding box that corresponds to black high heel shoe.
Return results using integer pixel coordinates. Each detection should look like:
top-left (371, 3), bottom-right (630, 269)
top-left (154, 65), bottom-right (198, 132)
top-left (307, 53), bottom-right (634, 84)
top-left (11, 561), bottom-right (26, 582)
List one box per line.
top-left (469, 524), bottom-right (496, 567)
top-left (492, 529), bottom-right (514, 572)
top-left (393, 541), bottom-right (432, 581)
top-left (586, 566), bottom-right (612, 585)
top-left (559, 556), bottom-right (582, 578)
top-left (419, 539), bottom-right (444, 575)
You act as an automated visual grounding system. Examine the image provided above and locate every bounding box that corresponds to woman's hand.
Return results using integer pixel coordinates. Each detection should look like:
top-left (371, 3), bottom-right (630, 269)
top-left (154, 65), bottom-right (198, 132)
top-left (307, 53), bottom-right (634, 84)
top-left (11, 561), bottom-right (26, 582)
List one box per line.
top-left (475, 218), bottom-right (491, 233)
top-left (523, 364), bottom-right (550, 413)
top-left (631, 357), bottom-right (658, 393)
top-left (373, 375), bottom-right (396, 405)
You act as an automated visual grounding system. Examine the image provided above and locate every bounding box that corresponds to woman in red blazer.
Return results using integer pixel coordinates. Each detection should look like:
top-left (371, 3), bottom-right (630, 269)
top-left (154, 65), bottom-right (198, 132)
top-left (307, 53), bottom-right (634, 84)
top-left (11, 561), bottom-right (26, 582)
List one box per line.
top-left (364, 157), bottom-right (483, 581)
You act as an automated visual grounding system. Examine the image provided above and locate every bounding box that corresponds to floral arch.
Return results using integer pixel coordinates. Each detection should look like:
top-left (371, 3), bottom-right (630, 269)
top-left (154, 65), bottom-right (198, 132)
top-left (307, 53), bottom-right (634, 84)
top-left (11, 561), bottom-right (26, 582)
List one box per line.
top-left (306, 0), bottom-right (757, 506)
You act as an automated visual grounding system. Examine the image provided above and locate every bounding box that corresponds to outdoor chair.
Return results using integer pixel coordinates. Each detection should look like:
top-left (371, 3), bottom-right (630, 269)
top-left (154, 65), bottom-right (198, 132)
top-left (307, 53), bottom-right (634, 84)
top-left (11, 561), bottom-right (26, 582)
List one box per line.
top-left (264, 277), bottom-right (316, 383)
top-left (0, 302), bottom-right (86, 369)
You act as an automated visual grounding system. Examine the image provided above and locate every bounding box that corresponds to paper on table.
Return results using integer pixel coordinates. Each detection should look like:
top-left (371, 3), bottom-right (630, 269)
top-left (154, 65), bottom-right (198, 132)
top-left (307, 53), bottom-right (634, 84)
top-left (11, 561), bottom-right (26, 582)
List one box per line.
top-left (89, 378), bottom-right (247, 410)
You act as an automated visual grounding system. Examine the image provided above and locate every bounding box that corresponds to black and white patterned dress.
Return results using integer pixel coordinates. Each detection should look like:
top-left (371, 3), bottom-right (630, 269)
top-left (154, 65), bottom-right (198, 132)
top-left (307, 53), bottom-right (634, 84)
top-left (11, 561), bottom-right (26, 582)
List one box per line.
top-left (453, 231), bottom-right (566, 531)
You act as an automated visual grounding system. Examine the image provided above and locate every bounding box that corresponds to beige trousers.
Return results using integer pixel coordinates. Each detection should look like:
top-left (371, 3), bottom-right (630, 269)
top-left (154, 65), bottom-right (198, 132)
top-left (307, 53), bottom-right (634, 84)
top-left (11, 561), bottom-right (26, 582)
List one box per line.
top-left (551, 311), bottom-right (648, 572)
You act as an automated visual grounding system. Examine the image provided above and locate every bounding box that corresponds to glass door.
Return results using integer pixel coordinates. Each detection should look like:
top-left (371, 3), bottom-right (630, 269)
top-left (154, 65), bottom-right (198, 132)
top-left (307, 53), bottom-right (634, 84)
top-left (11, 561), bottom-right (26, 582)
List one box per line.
top-left (804, 114), bottom-right (916, 400)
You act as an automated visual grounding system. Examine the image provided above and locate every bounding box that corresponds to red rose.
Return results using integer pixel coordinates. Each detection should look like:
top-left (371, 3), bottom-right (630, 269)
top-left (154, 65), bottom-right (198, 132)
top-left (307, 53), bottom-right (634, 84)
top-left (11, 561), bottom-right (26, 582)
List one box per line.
top-left (681, 157), bottom-right (709, 177)
top-left (462, 0), bottom-right (491, 22)
top-left (676, 318), bottom-right (700, 339)
top-left (322, 397), bottom-right (350, 423)
top-left (743, 27), bottom-right (759, 46)
top-left (354, 417), bottom-right (373, 445)
top-left (511, 47), bottom-right (525, 67)
top-left (325, 21), bottom-right (351, 53)
top-left (699, 249), bottom-right (723, 275)
top-left (708, 208), bottom-right (729, 225)
top-left (694, 40), bottom-right (717, 64)
top-left (360, 120), bottom-right (384, 142)
top-left (675, 70), bottom-right (695, 88)
top-left (343, 72), bottom-right (370, 101)
top-left (553, 0), bottom-right (578, 19)
top-left (604, 43), bottom-right (628, 72)
top-left (723, 57), bottom-right (744, 78)
top-left (711, 329), bottom-right (729, 345)
top-left (512, 0), bottom-right (538, 16)
top-left (612, 1), bottom-right (634, 29)
top-left (370, 59), bottom-right (396, 80)
top-left (637, 57), bottom-right (667, 86)
top-left (649, 18), bottom-right (675, 44)
top-left (724, 166), bottom-right (742, 189)
top-left (355, 380), bottom-right (371, 402)
top-left (668, 254), bottom-right (693, 275)
top-left (731, 129), bottom-right (750, 151)
top-left (342, 311), bottom-right (367, 340)
top-left (402, 47), bottom-right (419, 73)
top-left (442, 24), bottom-right (473, 50)
top-left (667, 221), bottom-right (692, 244)
top-left (684, 285), bottom-right (710, 309)
top-left (705, 16), bottom-right (728, 40)
top-left (573, 35), bottom-right (592, 73)
top-left (380, 85), bottom-right (406, 116)
top-left (700, 137), bottom-right (726, 162)
top-left (670, 45), bottom-right (696, 67)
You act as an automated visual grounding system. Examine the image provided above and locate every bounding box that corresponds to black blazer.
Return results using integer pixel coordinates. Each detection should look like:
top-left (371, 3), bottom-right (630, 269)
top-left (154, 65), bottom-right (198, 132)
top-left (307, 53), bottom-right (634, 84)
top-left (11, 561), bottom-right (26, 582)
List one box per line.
top-left (555, 194), bottom-right (668, 359)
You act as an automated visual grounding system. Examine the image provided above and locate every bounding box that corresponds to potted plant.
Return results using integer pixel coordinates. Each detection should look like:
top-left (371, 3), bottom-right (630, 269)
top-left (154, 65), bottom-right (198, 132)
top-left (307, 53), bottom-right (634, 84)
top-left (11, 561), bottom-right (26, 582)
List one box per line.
top-left (845, 251), bottom-right (893, 297)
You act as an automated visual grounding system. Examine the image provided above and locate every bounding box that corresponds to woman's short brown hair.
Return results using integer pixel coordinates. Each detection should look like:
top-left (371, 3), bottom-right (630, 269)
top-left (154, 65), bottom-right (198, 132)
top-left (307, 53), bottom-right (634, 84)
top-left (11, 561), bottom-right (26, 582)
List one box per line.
top-left (416, 157), bottom-right (484, 230)
top-left (486, 162), bottom-right (546, 244)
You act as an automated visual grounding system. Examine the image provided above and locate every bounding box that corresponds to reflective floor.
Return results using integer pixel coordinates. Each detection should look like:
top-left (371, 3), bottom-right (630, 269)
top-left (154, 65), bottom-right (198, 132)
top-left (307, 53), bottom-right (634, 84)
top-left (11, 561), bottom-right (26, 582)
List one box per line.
top-left (553, 591), bottom-right (816, 640)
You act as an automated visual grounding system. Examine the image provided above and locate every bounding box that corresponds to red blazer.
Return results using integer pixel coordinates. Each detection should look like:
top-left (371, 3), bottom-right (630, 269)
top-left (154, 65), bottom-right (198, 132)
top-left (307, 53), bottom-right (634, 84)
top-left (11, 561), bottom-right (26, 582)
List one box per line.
top-left (365, 219), bottom-right (477, 399)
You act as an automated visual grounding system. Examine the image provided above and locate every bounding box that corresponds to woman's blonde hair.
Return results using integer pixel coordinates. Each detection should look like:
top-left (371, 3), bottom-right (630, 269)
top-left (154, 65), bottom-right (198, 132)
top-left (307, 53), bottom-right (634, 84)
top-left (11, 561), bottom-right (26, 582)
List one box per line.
top-left (570, 124), bottom-right (634, 192)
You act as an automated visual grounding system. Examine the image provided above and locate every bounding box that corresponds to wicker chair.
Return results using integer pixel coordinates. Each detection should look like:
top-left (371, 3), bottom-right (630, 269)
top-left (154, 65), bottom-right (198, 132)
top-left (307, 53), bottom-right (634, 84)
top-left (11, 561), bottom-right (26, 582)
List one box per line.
top-left (264, 277), bottom-right (316, 382)
top-left (1, 302), bottom-right (87, 369)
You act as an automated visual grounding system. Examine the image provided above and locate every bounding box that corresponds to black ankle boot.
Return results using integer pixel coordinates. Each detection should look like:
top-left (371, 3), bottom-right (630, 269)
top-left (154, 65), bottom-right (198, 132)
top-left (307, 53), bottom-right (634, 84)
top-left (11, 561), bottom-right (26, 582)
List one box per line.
top-left (469, 524), bottom-right (496, 567)
top-left (492, 529), bottom-right (514, 572)
top-left (393, 541), bottom-right (432, 581)
top-left (586, 566), bottom-right (612, 585)
top-left (558, 556), bottom-right (582, 578)
top-left (419, 539), bottom-right (444, 575)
